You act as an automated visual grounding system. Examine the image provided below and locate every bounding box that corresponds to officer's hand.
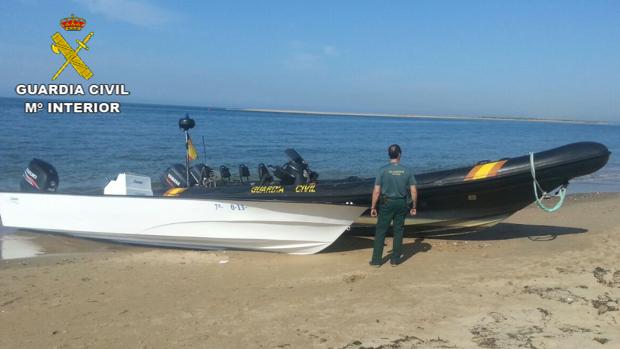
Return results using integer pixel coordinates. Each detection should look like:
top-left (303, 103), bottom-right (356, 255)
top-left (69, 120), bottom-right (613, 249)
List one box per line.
top-left (410, 208), bottom-right (417, 216)
top-left (370, 208), bottom-right (377, 217)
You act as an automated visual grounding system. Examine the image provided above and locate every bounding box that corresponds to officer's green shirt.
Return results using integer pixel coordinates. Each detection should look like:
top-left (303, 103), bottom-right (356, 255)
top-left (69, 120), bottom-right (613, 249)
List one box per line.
top-left (375, 162), bottom-right (417, 199)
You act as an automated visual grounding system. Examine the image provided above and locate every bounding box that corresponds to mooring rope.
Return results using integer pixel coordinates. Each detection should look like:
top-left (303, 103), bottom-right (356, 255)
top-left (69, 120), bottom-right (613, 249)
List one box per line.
top-left (529, 152), bottom-right (567, 212)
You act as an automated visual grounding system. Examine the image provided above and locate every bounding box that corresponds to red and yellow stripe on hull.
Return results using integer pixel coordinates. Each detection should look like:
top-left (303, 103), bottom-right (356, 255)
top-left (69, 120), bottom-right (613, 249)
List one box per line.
top-left (163, 187), bottom-right (187, 197)
top-left (464, 160), bottom-right (507, 181)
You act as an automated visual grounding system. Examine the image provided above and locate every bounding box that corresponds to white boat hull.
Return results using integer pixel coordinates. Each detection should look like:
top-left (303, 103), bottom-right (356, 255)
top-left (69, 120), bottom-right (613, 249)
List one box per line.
top-left (0, 193), bottom-right (367, 254)
top-left (354, 213), bottom-right (510, 233)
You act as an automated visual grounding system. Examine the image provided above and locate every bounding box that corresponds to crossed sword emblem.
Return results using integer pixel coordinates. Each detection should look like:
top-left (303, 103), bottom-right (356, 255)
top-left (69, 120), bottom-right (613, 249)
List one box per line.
top-left (51, 32), bottom-right (94, 80)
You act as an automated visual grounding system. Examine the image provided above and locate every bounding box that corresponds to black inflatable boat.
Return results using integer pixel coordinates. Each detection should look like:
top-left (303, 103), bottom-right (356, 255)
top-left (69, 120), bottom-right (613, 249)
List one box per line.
top-left (356, 141), bottom-right (611, 232)
top-left (171, 141), bottom-right (610, 233)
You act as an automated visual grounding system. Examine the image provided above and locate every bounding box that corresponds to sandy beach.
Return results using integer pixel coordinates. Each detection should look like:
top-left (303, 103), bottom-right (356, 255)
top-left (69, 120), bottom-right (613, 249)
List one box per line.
top-left (1, 193), bottom-right (619, 348)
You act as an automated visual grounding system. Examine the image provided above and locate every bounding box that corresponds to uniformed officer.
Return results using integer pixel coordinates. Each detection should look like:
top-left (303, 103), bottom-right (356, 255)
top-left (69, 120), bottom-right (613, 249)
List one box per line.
top-left (369, 144), bottom-right (417, 267)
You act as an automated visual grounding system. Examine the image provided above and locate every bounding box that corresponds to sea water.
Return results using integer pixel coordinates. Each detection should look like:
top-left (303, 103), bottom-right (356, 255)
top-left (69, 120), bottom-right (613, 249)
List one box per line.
top-left (0, 227), bottom-right (43, 260)
top-left (0, 97), bottom-right (618, 193)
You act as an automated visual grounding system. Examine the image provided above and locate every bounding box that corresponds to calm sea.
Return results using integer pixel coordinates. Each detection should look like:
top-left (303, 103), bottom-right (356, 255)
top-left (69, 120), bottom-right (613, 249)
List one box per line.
top-left (0, 97), bottom-right (618, 193)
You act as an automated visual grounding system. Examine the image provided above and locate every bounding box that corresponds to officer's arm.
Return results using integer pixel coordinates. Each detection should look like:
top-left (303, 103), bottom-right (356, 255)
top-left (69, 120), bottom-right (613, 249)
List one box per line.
top-left (410, 185), bottom-right (418, 208)
top-left (410, 185), bottom-right (418, 216)
top-left (371, 185), bottom-right (381, 210)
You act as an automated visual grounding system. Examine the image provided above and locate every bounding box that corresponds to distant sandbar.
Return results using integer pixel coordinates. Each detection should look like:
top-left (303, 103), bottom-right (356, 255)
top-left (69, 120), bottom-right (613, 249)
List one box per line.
top-left (234, 108), bottom-right (608, 125)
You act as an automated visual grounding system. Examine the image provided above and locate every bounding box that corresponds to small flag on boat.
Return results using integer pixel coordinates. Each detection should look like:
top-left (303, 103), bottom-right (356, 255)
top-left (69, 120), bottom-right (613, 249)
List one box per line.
top-left (187, 136), bottom-right (198, 160)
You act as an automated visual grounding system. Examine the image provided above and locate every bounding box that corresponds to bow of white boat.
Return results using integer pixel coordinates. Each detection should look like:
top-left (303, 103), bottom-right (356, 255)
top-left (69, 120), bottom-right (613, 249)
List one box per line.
top-left (0, 192), bottom-right (367, 254)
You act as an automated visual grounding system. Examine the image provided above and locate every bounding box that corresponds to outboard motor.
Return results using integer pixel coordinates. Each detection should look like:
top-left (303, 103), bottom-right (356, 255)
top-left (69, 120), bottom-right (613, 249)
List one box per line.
top-left (20, 158), bottom-right (59, 192)
top-left (239, 164), bottom-right (250, 182)
top-left (219, 165), bottom-right (231, 182)
top-left (161, 163), bottom-right (190, 188)
top-left (190, 163), bottom-right (213, 186)
top-left (258, 163), bottom-right (273, 185)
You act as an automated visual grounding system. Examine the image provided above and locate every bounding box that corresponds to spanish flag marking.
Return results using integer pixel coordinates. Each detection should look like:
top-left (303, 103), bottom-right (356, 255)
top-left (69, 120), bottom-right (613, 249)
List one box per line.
top-left (464, 160), bottom-right (507, 181)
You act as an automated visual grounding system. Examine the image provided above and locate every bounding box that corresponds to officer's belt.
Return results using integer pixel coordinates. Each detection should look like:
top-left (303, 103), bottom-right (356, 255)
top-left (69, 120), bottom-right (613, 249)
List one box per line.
top-left (381, 195), bottom-right (406, 203)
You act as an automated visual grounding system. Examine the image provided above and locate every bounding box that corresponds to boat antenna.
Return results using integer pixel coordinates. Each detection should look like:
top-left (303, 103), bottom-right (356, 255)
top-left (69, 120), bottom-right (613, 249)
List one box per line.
top-left (202, 136), bottom-right (207, 161)
top-left (178, 113), bottom-right (195, 188)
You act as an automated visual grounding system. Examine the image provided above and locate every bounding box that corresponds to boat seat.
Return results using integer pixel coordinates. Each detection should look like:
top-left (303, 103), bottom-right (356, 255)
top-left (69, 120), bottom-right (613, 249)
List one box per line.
top-left (258, 163), bottom-right (273, 185)
top-left (239, 164), bottom-right (250, 182)
top-left (191, 163), bottom-right (213, 186)
top-left (219, 166), bottom-right (231, 181)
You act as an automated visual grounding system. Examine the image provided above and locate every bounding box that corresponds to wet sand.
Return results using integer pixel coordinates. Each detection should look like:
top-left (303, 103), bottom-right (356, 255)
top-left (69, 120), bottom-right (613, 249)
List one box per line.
top-left (1, 193), bottom-right (619, 348)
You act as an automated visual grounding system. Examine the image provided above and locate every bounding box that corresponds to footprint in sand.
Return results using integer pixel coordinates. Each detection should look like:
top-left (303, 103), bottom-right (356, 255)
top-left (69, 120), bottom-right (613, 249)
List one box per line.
top-left (593, 267), bottom-right (620, 288)
top-left (470, 310), bottom-right (545, 349)
top-left (591, 293), bottom-right (619, 315)
top-left (343, 273), bottom-right (366, 283)
top-left (522, 286), bottom-right (589, 305)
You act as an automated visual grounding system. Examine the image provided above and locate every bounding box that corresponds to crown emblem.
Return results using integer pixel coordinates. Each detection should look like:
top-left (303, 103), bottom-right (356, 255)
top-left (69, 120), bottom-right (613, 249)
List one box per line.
top-left (60, 14), bottom-right (86, 31)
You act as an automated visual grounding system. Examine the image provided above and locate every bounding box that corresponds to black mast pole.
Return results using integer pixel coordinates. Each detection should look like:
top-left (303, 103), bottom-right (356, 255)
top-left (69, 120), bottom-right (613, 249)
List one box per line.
top-left (178, 113), bottom-right (195, 189)
top-left (185, 130), bottom-right (190, 188)
top-left (202, 136), bottom-right (207, 161)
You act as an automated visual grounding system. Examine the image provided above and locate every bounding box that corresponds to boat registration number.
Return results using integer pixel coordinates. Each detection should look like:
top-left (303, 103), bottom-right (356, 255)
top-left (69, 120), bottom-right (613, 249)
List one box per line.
top-left (214, 203), bottom-right (247, 211)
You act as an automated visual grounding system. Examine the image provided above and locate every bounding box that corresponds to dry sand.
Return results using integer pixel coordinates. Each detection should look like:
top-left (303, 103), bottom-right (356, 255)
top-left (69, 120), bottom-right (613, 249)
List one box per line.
top-left (1, 193), bottom-right (619, 348)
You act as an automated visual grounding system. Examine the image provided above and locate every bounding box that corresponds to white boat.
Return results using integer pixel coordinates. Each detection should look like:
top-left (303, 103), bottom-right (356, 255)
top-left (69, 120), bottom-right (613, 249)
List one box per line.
top-left (0, 191), bottom-right (366, 255)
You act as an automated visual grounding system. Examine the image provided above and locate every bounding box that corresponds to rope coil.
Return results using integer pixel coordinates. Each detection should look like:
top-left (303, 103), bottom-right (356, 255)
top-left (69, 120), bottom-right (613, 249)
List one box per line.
top-left (529, 152), bottom-right (567, 212)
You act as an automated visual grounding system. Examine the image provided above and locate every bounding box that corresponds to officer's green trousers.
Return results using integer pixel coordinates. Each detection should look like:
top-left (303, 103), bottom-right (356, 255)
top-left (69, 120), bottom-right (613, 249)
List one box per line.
top-left (371, 197), bottom-right (407, 264)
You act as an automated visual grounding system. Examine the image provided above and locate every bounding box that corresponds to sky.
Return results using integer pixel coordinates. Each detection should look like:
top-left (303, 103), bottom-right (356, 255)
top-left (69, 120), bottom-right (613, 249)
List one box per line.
top-left (0, 0), bottom-right (618, 121)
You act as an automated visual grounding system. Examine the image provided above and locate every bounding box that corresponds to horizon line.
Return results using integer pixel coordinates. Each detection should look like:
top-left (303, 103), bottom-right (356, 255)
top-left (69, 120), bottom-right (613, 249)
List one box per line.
top-left (232, 108), bottom-right (611, 125)
top-left (0, 95), bottom-right (614, 125)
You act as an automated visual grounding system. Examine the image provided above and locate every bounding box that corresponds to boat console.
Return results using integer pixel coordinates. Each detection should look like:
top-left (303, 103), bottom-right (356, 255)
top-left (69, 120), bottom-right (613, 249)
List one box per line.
top-left (103, 173), bottom-right (153, 196)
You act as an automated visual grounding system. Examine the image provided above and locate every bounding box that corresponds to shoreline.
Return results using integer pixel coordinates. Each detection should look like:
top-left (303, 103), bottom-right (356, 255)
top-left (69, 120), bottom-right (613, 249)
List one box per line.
top-left (233, 107), bottom-right (611, 125)
top-left (0, 96), bottom-right (612, 125)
